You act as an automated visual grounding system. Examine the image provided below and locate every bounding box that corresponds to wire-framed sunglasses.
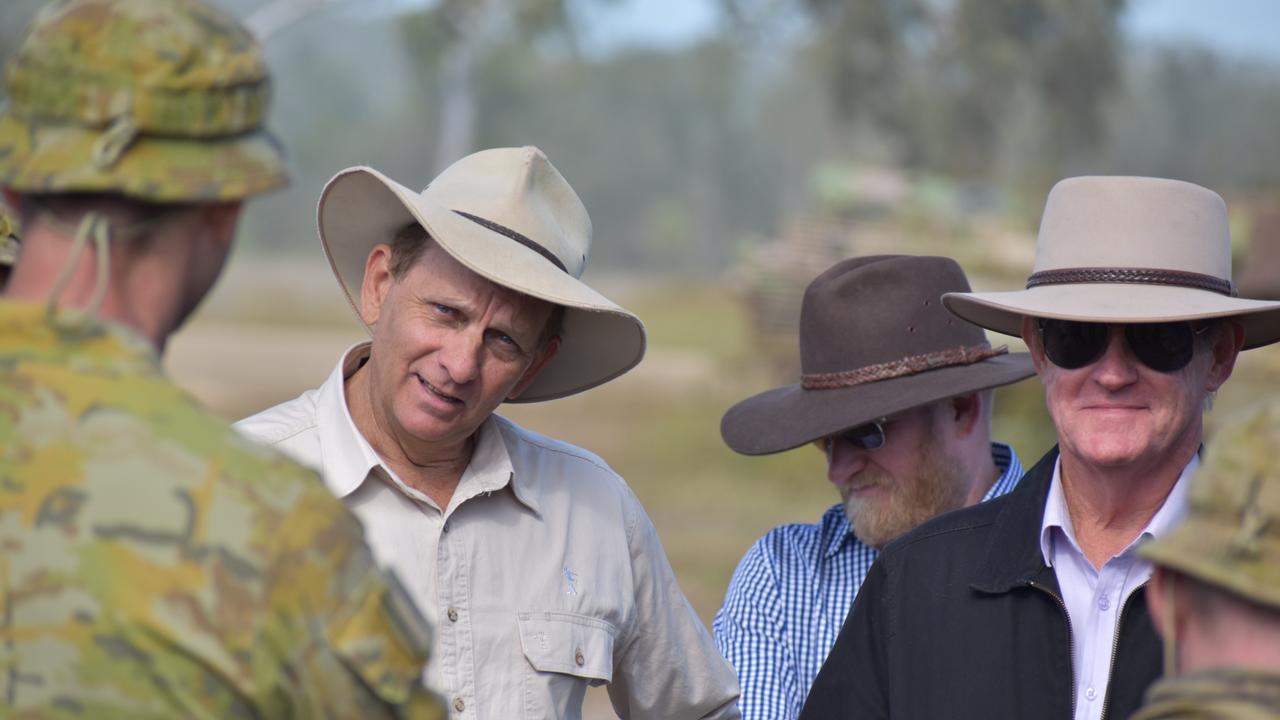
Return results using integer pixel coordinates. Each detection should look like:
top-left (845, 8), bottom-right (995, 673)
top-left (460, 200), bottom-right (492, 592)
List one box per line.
top-left (825, 417), bottom-right (889, 452)
top-left (1037, 319), bottom-right (1211, 373)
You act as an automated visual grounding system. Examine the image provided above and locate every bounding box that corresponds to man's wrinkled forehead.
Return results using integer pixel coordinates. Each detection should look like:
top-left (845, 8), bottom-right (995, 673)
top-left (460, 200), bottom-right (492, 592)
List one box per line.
top-left (395, 237), bottom-right (557, 321)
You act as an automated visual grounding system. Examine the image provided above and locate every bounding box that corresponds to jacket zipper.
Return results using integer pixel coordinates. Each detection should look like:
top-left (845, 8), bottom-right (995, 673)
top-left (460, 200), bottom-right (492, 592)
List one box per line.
top-left (1099, 580), bottom-right (1148, 720)
top-left (1030, 579), bottom-right (1076, 719)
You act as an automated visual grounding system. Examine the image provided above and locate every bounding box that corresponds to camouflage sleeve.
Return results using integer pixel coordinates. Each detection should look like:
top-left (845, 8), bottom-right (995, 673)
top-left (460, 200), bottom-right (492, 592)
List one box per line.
top-left (255, 479), bottom-right (447, 719)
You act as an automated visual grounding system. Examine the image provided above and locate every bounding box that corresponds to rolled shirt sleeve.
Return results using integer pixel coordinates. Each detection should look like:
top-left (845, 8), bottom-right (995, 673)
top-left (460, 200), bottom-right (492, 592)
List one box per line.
top-left (609, 487), bottom-right (742, 720)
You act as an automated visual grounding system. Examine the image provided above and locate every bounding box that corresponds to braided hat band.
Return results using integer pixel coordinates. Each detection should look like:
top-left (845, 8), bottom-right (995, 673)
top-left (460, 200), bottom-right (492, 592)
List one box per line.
top-left (1026, 267), bottom-right (1235, 297)
top-left (802, 343), bottom-right (1008, 390)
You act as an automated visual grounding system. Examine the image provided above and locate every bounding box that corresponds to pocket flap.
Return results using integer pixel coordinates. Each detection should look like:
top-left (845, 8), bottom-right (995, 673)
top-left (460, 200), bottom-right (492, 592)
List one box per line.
top-left (517, 610), bottom-right (615, 683)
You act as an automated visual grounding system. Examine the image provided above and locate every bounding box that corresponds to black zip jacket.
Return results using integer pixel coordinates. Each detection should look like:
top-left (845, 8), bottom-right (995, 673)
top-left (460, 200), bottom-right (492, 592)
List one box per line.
top-left (798, 447), bottom-right (1162, 719)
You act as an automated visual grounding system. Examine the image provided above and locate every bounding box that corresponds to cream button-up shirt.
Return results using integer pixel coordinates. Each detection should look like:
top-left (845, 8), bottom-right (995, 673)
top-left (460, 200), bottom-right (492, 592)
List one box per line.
top-left (236, 343), bottom-right (740, 720)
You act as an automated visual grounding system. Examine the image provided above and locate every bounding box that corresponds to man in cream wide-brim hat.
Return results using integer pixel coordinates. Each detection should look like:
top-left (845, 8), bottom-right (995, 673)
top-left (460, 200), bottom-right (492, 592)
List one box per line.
top-left (237, 146), bottom-right (741, 720)
top-left (802, 176), bottom-right (1280, 720)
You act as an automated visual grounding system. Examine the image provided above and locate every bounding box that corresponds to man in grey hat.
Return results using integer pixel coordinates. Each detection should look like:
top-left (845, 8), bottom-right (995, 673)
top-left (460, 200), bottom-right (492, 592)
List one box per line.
top-left (713, 254), bottom-right (1035, 720)
top-left (1131, 401), bottom-right (1280, 719)
top-left (802, 176), bottom-right (1280, 720)
top-left (237, 147), bottom-right (741, 719)
top-left (0, 0), bottom-right (444, 716)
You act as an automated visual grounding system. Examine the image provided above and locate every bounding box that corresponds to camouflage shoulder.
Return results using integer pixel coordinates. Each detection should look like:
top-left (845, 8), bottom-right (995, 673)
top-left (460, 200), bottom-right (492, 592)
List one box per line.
top-left (266, 561), bottom-right (446, 718)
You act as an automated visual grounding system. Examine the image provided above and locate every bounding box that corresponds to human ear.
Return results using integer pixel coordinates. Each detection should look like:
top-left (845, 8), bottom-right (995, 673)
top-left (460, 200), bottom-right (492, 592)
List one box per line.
top-left (359, 244), bottom-right (395, 327)
top-left (1020, 316), bottom-right (1047, 373)
top-left (1204, 320), bottom-right (1244, 392)
top-left (948, 393), bottom-right (983, 437)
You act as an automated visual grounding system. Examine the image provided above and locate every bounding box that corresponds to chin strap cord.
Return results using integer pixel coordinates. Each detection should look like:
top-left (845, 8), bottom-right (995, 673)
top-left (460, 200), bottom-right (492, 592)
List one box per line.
top-left (35, 202), bottom-right (176, 332)
top-left (45, 212), bottom-right (112, 331)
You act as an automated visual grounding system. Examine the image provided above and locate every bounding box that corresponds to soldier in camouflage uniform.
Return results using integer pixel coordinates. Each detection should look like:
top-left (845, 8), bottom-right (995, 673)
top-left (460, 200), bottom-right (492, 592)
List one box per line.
top-left (0, 1), bottom-right (445, 717)
top-left (1132, 402), bottom-right (1280, 719)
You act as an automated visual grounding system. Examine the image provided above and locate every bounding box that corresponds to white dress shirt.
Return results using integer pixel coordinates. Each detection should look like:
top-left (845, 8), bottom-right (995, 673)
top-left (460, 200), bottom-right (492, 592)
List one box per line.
top-left (1039, 454), bottom-right (1195, 720)
top-left (235, 343), bottom-right (740, 720)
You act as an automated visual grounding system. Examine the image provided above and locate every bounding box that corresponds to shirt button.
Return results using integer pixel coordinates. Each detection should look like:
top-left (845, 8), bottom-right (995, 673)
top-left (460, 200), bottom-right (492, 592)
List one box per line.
top-left (1098, 595), bottom-right (1110, 611)
top-left (453, 696), bottom-right (465, 712)
top-left (575, 647), bottom-right (585, 666)
top-left (1086, 687), bottom-right (1097, 701)
top-left (447, 607), bottom-right (459, 622)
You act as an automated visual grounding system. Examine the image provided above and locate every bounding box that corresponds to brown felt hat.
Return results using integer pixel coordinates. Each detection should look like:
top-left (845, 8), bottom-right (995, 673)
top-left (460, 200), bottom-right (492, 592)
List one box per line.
top-left (721, 255), bottom-right (1035, 455)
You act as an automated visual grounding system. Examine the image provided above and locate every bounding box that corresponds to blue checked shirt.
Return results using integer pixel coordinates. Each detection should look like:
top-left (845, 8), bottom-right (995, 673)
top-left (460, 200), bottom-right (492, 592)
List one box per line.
top-left (712, 443), bottom-right (1024, 720)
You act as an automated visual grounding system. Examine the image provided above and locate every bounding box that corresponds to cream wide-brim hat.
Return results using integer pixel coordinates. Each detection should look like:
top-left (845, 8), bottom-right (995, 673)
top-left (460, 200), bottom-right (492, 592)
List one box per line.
top-left (943, 176), bottom-right (1280, 350)
top-left (318, 147), bottom-right (646, 402)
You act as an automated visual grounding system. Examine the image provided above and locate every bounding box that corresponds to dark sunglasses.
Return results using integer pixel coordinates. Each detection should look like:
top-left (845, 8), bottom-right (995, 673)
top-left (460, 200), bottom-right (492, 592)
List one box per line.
top-left (1037, 319), bottom-right (1210, 373)
top-left (826, 417), bottom-right (888, 452)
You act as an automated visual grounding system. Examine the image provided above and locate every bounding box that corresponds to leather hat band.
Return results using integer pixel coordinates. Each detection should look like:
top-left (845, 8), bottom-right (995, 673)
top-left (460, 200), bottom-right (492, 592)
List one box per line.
top-left (1026, 267), bottom-right (1234, 296)
top-left (801, 343), bottom-right (1007, 390)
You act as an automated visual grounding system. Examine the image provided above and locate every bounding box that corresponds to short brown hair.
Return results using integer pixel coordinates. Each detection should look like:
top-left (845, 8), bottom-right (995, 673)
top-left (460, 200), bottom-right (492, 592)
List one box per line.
top-left (387, 222), bottom-right (565, 348)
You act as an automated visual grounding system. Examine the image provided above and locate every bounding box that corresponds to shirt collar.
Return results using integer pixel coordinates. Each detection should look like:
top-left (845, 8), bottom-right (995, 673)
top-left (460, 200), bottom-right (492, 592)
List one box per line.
top-left (1039, 452), bottom-right (1198, 567)
top-left (314, 342), bottom-right (382, 499)
top-left (821, 441), bottom-right (1022, 559)
top-left (314, 342), bottom-right (538, 514)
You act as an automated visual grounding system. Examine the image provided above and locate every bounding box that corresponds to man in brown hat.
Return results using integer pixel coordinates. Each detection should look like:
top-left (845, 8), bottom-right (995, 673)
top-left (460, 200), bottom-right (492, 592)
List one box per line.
top-left (237, 147), bottom-right (741, 719)
top-left (1131, 401), bottom-right (1280, 719)
top-left (802, 176), bottom-right (1280, 720)
top-left (712, 254), bottom-right (1035, 720)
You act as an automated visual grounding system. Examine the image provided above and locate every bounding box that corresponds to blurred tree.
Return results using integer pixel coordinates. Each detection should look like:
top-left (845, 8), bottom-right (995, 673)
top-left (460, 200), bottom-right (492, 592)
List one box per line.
top-left (718, 0), bottom-right (924, 153)
top-left (397, 0), bottom-right (592, 170)
top-left (719, 0), bottom-right (1125, 197)
top-left (943, 0), bottom-right (1125, 190)
top-left (1099, 46), bottom-right (1280, 193)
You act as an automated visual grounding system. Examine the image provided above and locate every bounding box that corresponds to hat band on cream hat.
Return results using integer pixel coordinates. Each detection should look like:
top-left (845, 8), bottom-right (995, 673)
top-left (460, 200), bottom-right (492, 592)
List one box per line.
top-left (318, 146), bottom-right (646, 403)
top-left (1025, 267), bottom-right (1234, 296)
top-left (942, 175), bottom-right (1280, 350)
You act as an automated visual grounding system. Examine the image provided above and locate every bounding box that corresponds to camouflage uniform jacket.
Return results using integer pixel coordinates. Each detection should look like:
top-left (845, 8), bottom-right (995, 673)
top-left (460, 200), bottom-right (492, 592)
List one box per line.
top-left (0, 301), bottom-right (445, 719)
top-left (1129, 668), bottom-right (1280, 720)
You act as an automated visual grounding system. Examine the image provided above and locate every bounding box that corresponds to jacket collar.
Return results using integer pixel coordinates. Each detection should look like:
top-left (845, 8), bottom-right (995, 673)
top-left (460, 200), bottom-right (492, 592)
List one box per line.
top-left (971, 445), bottom-right (1060, 594)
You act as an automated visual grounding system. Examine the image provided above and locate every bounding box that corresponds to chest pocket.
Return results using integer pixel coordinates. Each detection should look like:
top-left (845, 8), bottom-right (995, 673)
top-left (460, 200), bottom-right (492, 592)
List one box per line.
top-left (517, 610), bottom-right (616, 719)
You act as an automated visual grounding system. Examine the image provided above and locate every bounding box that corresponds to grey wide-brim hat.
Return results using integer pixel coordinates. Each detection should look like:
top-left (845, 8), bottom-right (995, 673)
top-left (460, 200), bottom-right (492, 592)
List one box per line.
top-left (943, 176), bottom-right (1280, 350)
top-left (722, 255), bottom-right (1035, 456)
top-left (318, 147), bottom-right (646, 402)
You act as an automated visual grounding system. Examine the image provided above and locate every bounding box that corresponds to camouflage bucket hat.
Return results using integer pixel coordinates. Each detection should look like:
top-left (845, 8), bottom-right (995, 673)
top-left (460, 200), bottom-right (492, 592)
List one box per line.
top-left (0, 0), bottom-right (287, 202)
top-left (1139, 401), bottom-right (1280, 610)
